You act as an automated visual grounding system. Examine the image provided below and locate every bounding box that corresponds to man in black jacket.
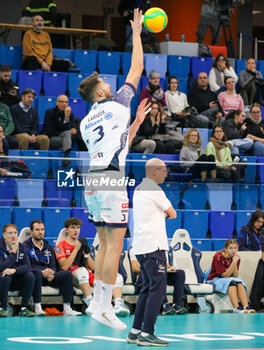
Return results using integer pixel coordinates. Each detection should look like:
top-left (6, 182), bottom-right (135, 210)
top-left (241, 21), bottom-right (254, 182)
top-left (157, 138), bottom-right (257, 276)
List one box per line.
top-left (188, 72), bottom-right (223, 127)
top-left (10, 88), bottom-right (50, 150)
top-left (23, 220), bottom-right (82, 316)
top-left (0, 224), bottom-right (35, 317)
top-left (0, 65), bottom-right (20, 107)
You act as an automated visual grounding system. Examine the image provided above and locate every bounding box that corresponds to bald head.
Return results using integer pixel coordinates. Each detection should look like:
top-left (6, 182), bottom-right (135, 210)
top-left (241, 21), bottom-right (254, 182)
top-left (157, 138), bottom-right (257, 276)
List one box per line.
top-left (145, 158), bottom-right (167, 184)
top-left (56, 95), bottom-right (69, 111)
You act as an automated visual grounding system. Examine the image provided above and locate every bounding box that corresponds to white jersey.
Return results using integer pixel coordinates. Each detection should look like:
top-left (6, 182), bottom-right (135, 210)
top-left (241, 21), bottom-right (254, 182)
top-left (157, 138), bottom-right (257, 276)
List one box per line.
top-left (80, 83), bottom-right (136, 171)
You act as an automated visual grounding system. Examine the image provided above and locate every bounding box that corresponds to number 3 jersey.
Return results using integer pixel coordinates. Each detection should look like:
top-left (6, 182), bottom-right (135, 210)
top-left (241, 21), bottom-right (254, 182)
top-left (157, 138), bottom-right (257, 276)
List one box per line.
top-left (80, 83), bottom-right (136, 171)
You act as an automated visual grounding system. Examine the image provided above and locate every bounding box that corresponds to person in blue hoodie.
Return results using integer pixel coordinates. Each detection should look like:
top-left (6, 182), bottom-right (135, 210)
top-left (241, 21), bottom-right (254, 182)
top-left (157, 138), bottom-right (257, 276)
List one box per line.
top-left (23, 219), bottom-right (82, 316)
top-left (0, 224), bottom-right (35, 317)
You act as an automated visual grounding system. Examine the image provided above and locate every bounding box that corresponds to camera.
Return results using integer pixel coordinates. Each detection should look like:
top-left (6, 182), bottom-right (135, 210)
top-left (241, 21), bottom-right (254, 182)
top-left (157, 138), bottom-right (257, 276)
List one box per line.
top-left (215, 0), bottom-right (243, 19)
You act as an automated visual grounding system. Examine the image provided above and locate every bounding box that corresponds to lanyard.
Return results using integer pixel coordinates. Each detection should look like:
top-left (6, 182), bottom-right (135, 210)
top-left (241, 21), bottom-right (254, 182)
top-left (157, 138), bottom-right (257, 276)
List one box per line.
top-left (253, 233), bottom-right (262, 251)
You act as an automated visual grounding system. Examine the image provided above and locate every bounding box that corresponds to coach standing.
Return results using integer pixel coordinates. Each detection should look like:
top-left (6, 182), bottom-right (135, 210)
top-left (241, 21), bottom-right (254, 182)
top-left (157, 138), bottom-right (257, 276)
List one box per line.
top-left (126, 158), bottom-right (176, 347)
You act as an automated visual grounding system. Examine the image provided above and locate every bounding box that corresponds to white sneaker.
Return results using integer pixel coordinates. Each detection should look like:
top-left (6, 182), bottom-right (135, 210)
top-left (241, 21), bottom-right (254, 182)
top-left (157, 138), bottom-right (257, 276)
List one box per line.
top-left (92, 307), bottom-right (127, 330)
top-left (114, 300), bottom-right (130, 317)
top-left (63, 307), bottom-right (82, 316)
top-left (35, 307), bottom-right (46, 317)
top-left (85, 300), bottom-right (98, 316)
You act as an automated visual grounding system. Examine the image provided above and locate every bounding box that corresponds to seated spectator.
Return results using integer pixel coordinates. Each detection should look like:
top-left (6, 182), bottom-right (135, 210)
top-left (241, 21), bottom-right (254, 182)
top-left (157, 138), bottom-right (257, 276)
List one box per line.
top-left (239, 58), bottom-right (264, 105)
top-left (218, 77), bottom-right (244, 117)
top-left (0, 102), bottom-right (18, 149)
top-left (0, 65), bottom-right (20, 107)
top-left (42, 94), bottom-right (86, 165)
top-left (243, 103), bottom-right (264, 156)
top-left (10, 88), bottom-right (49, 150)
top-left (55, 218), bottom-right (94, 315)
top-left (188, 72), bottom-right (222, 128)
top-left (207, 239), bottom-right (255, 313)
top-left (130, 134), bottom-right (156, 154)
top-left (139, 102), bottom-right (180, 154)
top-left (21, 15), bottom-right (71, 72)
top-left (0, 224), bottom-right (35, 317)
top-left (209, 54), bottom-right (238, 94)
top-left (24, 0), bottom-right (57, 27)
top-left (180, 128), bottom-right (216, 181)
top-left (165, 76), bottom-right (206, 129)
top-left (205, 125), bottom-right (239, 182)
top-left (238, 210), bottom-right (264, 254)
top-left (23, 220), bottom-right (82, 316)
top-left (139, 70), bottom-right (166, 106)
top-left (223, 109), bottom-right (253, 155)
top-left (130, 247), bottom-right (187, 315)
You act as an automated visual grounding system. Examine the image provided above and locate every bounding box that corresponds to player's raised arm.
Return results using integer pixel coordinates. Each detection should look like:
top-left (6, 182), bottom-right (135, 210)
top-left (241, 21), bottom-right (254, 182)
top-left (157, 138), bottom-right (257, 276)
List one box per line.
top-left (126, 8), bottom-right (144, 90)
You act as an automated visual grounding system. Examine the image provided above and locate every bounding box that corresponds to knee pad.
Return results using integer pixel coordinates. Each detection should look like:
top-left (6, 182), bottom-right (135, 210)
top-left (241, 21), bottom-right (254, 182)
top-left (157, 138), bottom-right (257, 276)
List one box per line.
top-left (75, 267), bottom-right (89, 285)
top-left (114, 273), bottom-right (124, 288)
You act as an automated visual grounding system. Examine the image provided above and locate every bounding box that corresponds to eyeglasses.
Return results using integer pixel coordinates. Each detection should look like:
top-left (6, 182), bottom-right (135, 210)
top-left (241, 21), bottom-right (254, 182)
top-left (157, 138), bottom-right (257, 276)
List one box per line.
top-left (218, 58), bottom-right (226, 62)
top-left (189, 134), bottom-right (198, 137)
top-left (198, 76), bottom-right (207, 79)
top-left (57, 100), bottom-right (68, 104)
top-left (251, 111), bottom-right (260, 114)
top-left (215, 130), bottom-right (223, 133)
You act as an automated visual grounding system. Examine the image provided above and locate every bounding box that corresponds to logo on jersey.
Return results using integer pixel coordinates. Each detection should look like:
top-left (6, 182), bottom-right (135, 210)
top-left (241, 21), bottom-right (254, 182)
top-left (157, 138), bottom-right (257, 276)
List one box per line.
top-left (93, 152), bottom-right (104, 159)
top-left (112, 124), bottom-right (119, 130)
top-left (121, 203), bottom-right (129, 209)
top-left (104, 112), bottom-right (113, 120)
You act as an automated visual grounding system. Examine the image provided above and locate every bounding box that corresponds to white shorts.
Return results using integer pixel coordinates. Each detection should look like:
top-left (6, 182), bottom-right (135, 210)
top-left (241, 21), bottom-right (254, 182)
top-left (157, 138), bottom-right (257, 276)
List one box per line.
top-left (84, 170), bottom-right (129, 227)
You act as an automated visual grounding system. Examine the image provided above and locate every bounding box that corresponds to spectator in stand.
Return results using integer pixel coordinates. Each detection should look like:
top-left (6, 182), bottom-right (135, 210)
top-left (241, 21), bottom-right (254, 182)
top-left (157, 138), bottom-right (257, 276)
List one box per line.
top-left (10, 88), bottom-right (50, 150)
top-left (139, 70), bottom-right (166, 106)
top-left (223, 109), bottom-right (253, 155)
top-left (24, 0), bottom-right (57, 27)
top-left (139, 102), bottom-right (180, 154)
top-left (188, 72), bottom-right (222, 128)
top-left (23, 220), bottom-right (82, 316)
top-left (0, 65), bottom-right (20, 107)
top-left (209, 54), bottom-right (238, 94)
top-left (0, 102), bottom-right (18, 149)
top-left (180, 128), bottom-right (216, 181)
top-left (238, 210), bottom-right (264, 256)
top-left (243, 103), bottom-right (264, 156)
top-left (21, 15), bottom-right (70, 72)
top-left (55, 218), bottom-right (94, 315)
top-left (207, 239), bottom-right (255, 313)
top-left (42, 94), bottom-right (86, 166)
top-left (165, 76), bottom-right (207, 129)
top-left (205, 125), bottom-right (239, 182)
top-left (239, 58), bottom-right (264, 106)
top-left (0, 224), bottom-right (35, 317)
top-left (217, 76), bottom-right (244, 116)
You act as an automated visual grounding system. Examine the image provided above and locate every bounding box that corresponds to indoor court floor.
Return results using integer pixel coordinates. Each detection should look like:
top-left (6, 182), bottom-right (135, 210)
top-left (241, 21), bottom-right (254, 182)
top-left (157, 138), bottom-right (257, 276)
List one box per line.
top-left (1, 313), bottom-right (264, 350)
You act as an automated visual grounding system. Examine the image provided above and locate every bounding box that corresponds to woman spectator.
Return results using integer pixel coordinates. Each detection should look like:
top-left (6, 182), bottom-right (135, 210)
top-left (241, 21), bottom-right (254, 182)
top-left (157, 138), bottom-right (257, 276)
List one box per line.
top-left (205, 125), bottom-right (239, 182)
top-left (238, 210), bottom-right (264, 255)
top-left (218, 77), bottom-right (244, 116)
top-left (209, 54), bottom-right (238, 93)
top-left (180, 128), bottom-right (216, 181)
top-left (207, 239), bottom-right (255, 313)
top-left (139, 70), bottom-right (166, 106)
top-left (243, 103), bottom-right (264, 156)
top-left (139, 102), bottom-right (179, 154)
top-left (223, 109), bottom-right (253, 155)
top-left (239, 58), bottom-right (264, 105)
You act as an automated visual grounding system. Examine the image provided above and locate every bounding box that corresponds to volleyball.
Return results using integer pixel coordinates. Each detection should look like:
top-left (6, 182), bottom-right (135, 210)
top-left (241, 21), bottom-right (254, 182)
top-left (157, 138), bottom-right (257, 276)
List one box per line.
top-left (143, 7), bottom-right (168, 33)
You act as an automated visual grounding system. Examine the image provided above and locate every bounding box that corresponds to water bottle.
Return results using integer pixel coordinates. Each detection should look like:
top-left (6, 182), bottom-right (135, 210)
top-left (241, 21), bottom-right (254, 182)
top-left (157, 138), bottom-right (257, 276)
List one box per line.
top-left (181, 33), bottom-right (185, 42)
top-left (165, 32), bottom-right (170, 42)
top-left (61, 18), bottom-right (66, 28)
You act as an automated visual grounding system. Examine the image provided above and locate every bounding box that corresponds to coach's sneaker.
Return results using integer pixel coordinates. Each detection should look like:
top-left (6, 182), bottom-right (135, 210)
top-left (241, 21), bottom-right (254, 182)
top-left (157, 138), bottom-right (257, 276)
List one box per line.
top-left (92, 307), bottom-right (127, 330)
top-left (0, 308), bottom-right (8, 317)
top-left (136, 334), bottom-right (169, 346)
top-left (244, 306), bottom-right (256, 313)
top-left (85, 300), bottom-right (98, 316)
top-left (63, 305), bottom-right (82, 316)
top-left (233, 306), bottom-right (247, 313)
top-left (126, 331), bottom-right (141, 344)
top-left (173, 304), bottom-right (187, 314)
top-left (35, 306), bottom-right (46, 317)
top-left (19, 307), bottom-right (35, 317)
top-left (162, 303), bottom-right (176, 315)
top-left (114, 299), bottom-right (130, 317)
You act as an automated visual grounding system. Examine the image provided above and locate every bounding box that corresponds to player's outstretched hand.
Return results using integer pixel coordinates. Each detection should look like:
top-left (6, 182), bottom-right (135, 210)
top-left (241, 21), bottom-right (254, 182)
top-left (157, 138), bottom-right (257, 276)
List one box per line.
top-left (135, 98), bottom-right (151, 125)
top-left (130, 8), bottom-right (143, 35)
